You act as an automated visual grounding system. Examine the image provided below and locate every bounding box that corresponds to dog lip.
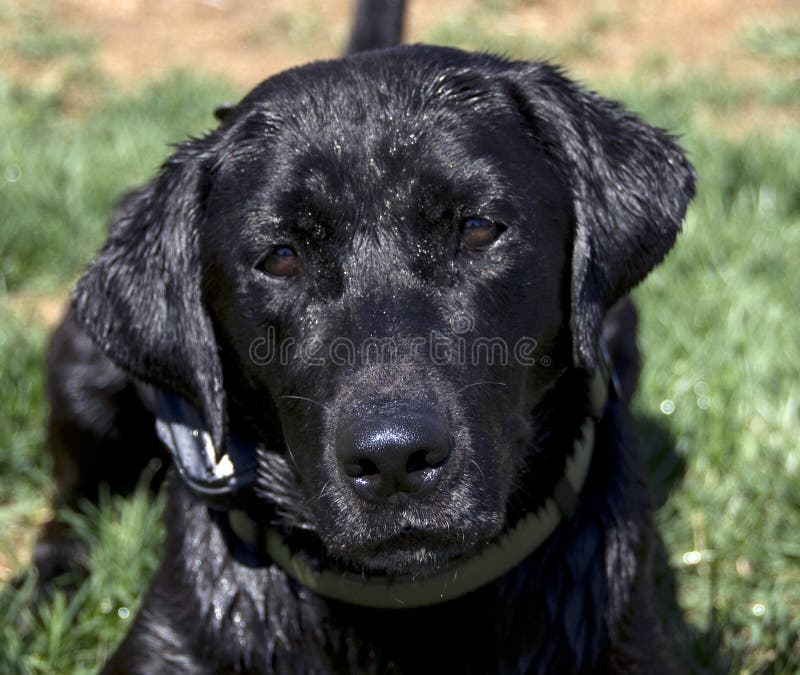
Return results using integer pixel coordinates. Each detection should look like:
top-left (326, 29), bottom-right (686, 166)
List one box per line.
top-left (332, 524), bottom-right (498, 575)
top-left (372, 527), bottom-right (456, 550)
top-left (336, 536), bottom-right (481, 578)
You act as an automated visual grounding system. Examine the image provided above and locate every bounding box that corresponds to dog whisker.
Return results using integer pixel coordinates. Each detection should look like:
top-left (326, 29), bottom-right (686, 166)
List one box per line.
top-left (469, 458), bottom-right (487, 489)
top-left (279, 394), bottom-right (332, 412)
top-left (285, 442), bottom-right (303, 475)
top-left (455, 381), bottom-right (508, 395)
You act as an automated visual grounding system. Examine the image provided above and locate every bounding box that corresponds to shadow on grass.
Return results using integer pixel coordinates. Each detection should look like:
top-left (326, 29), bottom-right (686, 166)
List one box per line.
top-left (637, 413), bottom-right (739, 675)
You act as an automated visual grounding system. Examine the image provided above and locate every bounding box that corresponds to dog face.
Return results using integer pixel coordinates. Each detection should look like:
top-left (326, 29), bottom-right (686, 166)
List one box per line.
top-left (73, 47), bottom-right (694, 576)
top-left (202, 57), bottom-right (575, 573)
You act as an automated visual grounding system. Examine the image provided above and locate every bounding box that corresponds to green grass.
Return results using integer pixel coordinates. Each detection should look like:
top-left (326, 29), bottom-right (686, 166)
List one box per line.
top-left (424, 3), bottom-right (627, 63)
top-left (1, 10), bottom-right (799, 674)
top-left (0, 484), bottom-right (165, 674)
top-left (0, 309), bottom-right (165, 673)
top-left (0, 71), bottom-right (236, 292)
top-left (0, 311), bottom-right (48, 504)
top-left (0, 0), bottom-right (97, 62)
top-left (746, 23), bottom-right (800, 63)
top-left (632, 128), bottom-right (800, 672)
top-left (0, 48), bottom-right (235, 670)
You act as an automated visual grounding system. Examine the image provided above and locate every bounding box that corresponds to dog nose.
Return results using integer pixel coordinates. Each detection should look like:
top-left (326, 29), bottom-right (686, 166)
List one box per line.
top-left (336, 411), bottom-right (451, 502)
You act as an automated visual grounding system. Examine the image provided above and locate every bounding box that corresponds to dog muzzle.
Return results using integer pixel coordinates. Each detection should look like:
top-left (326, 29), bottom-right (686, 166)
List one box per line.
top-left (150, 360), bottom-right (613, 609)
top-left (226, 414), bottom-right (595, 609)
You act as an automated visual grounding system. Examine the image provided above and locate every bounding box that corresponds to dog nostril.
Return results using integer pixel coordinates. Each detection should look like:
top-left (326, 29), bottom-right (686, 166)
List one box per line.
top-left (342, 458), bottom-right (380, 479)
top-left (406, 449), bottom-right (429, 474)
top-left (406, 444), bottom-right (450, 474)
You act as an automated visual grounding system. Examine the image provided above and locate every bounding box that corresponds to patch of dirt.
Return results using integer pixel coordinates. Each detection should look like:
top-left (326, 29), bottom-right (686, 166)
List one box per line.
top-left (5, 292), bottom-right (67, 328)
top-left (51, 0), bottom-right (349, 89)
top-left (20, 0), bottom-right (799, 90)
top-left (500, 0), bottom-right (797, 81)
top-left (0, 506), bottom-right (52, 583)
top-left (2, 0), bottom-right (795, 135)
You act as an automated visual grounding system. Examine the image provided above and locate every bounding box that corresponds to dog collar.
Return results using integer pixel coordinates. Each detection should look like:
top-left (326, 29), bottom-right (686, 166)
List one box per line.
top-left (226, 365), bottom-right (610, 609)
top-left (153, 353), bottom-right (613, 608)
top-left (149, 387), bottom-right (258, 509)
top-left (228, 414), bottom-right (595, 609)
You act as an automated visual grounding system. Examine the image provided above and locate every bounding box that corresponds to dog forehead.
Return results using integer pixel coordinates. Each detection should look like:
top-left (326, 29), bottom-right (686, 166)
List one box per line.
top-left (240, 45), bottom-right (509, 113)
top-left (216, 71), bottom-right (520, 230)
top-left (208, 48), bottom-right (570, 262)
top-left (222, 48), bottom-right (515, 170)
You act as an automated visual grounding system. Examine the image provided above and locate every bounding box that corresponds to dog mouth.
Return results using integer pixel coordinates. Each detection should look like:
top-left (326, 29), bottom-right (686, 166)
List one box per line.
top-left (327, 526), bottom-right (497, 578)
top-left (250, 414), bottom-right (597, 608)
top-left (255, 443), bottom-right (506, 578)
top-left (255, 466), bottom-right (499, 578)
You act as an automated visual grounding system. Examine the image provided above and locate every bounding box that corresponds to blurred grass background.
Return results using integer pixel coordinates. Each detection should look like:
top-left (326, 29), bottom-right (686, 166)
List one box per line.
top-left (1, 0), bottom-right (798, 672)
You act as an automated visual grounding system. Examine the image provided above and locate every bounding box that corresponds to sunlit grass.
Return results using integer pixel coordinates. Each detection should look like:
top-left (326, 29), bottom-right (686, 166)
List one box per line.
top-left (633, 128), bottom-right (800, 672)
top-left (0, 484), bottom-right (165, 675)
top-left (0, 71), bottom-right (236, 292)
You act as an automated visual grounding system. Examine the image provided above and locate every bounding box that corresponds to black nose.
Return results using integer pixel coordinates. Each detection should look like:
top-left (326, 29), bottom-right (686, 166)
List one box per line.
top-left (336, 410), bottom-right (452, 502)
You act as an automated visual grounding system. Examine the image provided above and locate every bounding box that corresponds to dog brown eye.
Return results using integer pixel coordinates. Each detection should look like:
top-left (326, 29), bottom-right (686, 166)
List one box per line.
top-left (460, 216), bottom-right (504, 250)
top-left (257, 245), bottom-right (300, 278)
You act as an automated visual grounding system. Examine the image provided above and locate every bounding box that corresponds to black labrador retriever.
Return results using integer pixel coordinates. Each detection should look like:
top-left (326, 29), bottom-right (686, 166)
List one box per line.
top-left (37, 7), bottom-right (695, 674)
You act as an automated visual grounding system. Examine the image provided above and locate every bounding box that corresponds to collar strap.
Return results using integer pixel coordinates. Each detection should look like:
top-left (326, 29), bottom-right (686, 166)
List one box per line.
top-left (148, 386), bottom-right (258, 509)
top-left (227, 366), bottom-right (607, 609)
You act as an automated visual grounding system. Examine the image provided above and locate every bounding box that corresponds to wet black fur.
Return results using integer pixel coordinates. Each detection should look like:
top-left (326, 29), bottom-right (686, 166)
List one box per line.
top-left (40, 44), bottom-right (694, 674)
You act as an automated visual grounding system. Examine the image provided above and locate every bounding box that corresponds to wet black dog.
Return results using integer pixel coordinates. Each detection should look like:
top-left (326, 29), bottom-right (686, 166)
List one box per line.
top-left (38, 20), bottom-right (695, 675)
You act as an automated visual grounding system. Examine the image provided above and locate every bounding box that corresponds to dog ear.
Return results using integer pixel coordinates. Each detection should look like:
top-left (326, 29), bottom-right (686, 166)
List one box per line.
top-left (72, 139), bottom-right (227, 453)
top-left (507, 63), bottom-right (696, 368)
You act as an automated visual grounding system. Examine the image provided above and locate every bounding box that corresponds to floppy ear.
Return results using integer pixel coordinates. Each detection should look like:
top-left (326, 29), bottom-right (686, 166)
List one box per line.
top-left (72, 139), bottom-right (227, 453)
top-left (506, 63), bottom-right (696, 368)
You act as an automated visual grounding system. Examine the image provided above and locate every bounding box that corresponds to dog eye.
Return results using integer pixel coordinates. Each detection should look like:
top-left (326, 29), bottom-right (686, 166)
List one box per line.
top-left (256, 245), bottom-right (300, 278)
top-left (459, 216), bottom-right (505, 250)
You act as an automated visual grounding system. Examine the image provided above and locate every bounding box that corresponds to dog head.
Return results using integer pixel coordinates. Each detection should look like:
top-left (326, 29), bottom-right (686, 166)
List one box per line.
top-left (73, 46), bottom-right (694, 576)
